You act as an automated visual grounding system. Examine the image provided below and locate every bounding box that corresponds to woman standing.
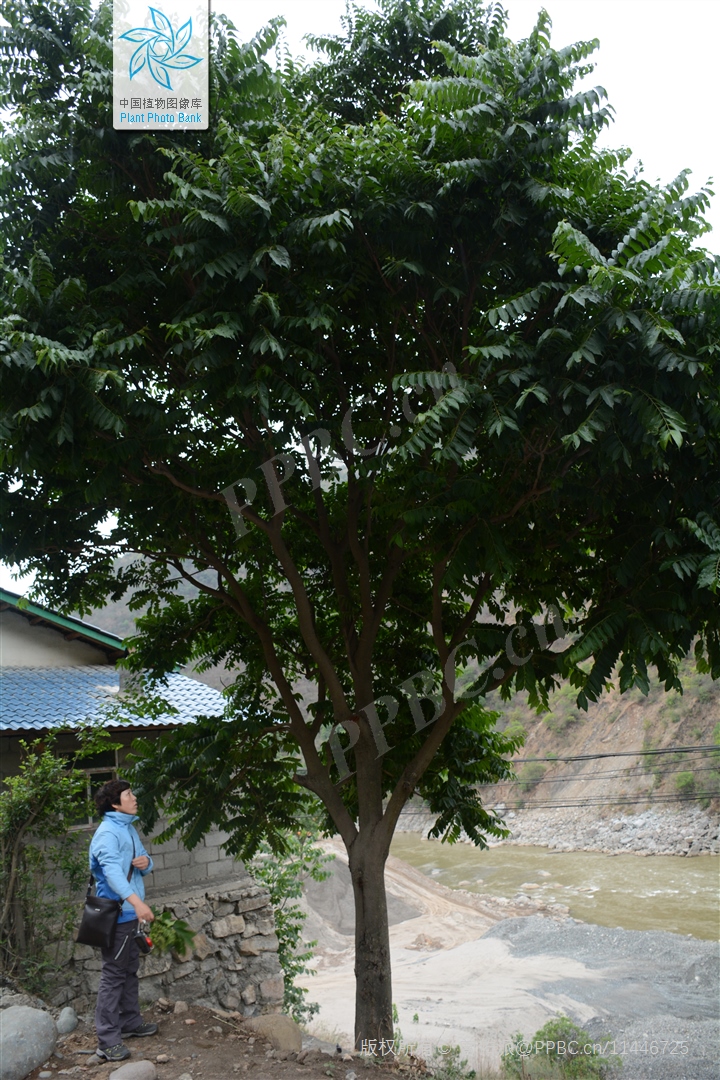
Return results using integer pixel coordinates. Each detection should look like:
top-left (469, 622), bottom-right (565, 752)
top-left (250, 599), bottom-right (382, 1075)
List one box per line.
top-left (89, 780), bottom-right (157, 1062)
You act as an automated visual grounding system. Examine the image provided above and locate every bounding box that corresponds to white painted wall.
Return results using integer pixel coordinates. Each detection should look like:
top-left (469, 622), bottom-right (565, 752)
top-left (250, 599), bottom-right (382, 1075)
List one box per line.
top-left (0, 610), bottom-right (111, 666)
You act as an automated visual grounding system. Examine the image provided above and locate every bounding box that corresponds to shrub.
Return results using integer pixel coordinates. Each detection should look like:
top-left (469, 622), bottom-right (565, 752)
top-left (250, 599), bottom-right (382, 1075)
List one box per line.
top-left (675, 771), bottom-right (695, 795)
top-left (503, 719), bottom-right (527, 742)
top-left (518, 763), bottom-right (546, 792)
top-left (249, 815), bottom-right (333, 1024)
top-left (694, 678), bottom-right (716, 704)
top-left (0, 727), bottom-right (120, 992)
top-left (699, 770), bottom-right (720, 808)
top-left (544, 712), bottom-right (583, 735)
top-left (502, 1015), bottom-right (620, 1078)
top-left (712, 723), bottom-right (720, 762)
top-left (430, 1044), bottom-right (476, 1080)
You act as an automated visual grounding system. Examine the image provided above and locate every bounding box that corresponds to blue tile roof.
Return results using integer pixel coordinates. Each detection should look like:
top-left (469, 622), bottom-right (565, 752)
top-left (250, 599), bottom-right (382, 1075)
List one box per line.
top-left (0, 667), bottom-right (225, 731)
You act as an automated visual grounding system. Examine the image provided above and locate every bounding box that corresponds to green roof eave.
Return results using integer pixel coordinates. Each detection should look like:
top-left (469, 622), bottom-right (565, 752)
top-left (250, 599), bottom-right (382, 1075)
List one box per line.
top-left (0, 587), bottom-right (127, 655)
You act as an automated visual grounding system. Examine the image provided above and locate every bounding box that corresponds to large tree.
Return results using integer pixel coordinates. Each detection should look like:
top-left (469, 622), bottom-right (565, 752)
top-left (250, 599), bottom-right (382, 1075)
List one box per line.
top-left (1, 0), bottom-right (719, 1044)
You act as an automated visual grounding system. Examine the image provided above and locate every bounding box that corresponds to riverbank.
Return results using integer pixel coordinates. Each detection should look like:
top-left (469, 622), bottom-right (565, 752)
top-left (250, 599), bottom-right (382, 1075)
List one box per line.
top-left (303, 844), bottom-right (720, 1078)
top-left (398, 801), bottom-right (720, 857)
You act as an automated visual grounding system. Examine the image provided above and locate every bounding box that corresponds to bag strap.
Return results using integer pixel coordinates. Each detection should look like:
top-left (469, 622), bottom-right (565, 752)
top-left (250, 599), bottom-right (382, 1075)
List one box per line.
top-left (85, 835), bottom-right (137, 897)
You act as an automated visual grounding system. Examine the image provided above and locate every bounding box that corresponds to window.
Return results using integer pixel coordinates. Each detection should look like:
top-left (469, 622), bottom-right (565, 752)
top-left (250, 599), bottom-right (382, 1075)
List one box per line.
top-left (66, 749), bottom-right (120, 829)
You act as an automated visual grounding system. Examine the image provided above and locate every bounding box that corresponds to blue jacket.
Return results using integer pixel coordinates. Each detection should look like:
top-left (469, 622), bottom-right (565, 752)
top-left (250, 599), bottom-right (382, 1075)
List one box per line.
top-left (89, 811), bottom-right (154, 923)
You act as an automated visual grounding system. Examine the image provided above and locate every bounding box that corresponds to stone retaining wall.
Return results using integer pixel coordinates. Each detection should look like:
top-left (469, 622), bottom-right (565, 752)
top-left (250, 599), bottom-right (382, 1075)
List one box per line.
top-left (56, 875), bottom-right (284, 1016)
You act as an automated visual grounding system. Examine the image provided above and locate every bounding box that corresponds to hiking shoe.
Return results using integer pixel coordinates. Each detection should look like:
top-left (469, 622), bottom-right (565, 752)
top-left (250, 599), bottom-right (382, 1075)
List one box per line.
top-left (96, 1043), bottom-right (131, 1061)
top-left (122, 1022), bottom-right (158, 1038)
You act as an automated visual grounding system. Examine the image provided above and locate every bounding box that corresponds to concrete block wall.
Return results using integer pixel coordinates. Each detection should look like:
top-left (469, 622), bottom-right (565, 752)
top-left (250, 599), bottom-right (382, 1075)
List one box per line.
top-left (143, 824), bottom-right (238, 890)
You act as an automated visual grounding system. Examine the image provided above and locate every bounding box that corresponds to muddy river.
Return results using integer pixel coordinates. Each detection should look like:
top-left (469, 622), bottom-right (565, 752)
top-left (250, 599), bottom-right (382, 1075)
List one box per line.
top-left (391, 834), bottom-right (719, 940)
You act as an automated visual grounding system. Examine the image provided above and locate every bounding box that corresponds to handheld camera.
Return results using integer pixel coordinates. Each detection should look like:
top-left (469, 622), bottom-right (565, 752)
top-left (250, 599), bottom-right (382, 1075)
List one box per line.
top-left (133, 921), bottom-right (154, 954)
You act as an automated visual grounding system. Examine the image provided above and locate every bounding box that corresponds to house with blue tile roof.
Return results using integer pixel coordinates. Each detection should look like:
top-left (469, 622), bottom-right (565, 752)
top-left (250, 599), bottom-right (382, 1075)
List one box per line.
top-left (0, 587), bottom-right (237, 891)
top-left (0, 590), bottom-right (287, 1015)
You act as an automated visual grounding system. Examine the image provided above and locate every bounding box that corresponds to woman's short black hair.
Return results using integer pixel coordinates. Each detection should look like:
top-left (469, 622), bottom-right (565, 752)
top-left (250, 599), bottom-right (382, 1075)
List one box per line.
top-left (94, 779), bottom-right (131, 816)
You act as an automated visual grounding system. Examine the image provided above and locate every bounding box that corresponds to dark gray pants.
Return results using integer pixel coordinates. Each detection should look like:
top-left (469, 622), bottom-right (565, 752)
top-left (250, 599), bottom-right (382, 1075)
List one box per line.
top-left (95, 919), bottom-right (142, 1049)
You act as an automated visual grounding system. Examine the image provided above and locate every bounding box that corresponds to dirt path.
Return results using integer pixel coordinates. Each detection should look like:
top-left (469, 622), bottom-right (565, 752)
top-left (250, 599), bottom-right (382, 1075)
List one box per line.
top-left (27, 1004), bottom-right (423, 1080)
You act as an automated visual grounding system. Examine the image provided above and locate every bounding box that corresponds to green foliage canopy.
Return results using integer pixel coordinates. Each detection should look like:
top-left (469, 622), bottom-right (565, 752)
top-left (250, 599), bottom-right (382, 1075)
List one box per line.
top-left (1, 0), bottom-right (719, 1040)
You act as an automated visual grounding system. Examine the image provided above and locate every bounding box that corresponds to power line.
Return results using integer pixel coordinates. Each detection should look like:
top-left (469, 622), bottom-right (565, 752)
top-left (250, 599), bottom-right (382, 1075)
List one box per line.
top-left (501, 790), bottom-right (719, 810)
top-left (511, 743), bottom-right (717, 764)
top-left (498, 744), bottom-right (720, 804)
top-left (508, 763), bottom-right (720, 785)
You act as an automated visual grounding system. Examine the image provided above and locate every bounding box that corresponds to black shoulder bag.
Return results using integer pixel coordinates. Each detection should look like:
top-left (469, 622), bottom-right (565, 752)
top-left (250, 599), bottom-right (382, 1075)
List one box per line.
top-left (76, 838), bottom-right (136, 949)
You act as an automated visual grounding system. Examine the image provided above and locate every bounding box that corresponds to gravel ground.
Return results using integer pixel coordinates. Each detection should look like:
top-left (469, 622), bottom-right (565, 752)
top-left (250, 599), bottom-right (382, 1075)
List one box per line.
top-left (483, 917), bottom-right (719, 1079)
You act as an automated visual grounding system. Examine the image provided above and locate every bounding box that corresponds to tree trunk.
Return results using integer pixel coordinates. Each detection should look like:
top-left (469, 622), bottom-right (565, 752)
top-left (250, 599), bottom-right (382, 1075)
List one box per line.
top-left (12, 894), bottom-right (26, 958)
top-left (348, 835), bottom-right (393, 1049)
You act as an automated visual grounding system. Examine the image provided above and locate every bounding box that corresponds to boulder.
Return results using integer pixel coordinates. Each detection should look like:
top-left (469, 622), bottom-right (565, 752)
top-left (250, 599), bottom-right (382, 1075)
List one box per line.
top-left (242, 1014), bottom-right (302, 1053)
top-left (136, 953), bottom-right (172, 978)
top-left (259, 976), bottom-right (284, 1002)
top-left (56, 1006), bottom-right (78, 1034)
top-left (0, 989), bottom-right (46, 1012)
top-left (0, 1005), bottom-right (57, 1080)
top-left (108, 1062), bottom-right (157, 1080)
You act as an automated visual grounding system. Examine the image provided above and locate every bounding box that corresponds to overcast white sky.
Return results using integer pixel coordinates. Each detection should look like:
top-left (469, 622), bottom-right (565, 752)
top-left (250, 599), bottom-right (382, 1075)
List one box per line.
top-left (215, 0), bottom-right (719, 242)
top-left (1, 0), bottom-right (718, 594)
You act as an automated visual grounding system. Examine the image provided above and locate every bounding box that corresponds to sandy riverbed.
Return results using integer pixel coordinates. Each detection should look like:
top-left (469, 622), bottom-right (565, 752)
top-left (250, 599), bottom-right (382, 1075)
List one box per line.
top-left (302, 841), bottom-right (719, 1078)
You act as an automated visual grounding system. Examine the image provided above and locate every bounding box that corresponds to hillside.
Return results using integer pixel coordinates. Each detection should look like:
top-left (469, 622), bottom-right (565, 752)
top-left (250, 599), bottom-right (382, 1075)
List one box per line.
top-left (482, 659), bottom-right (720, 814)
